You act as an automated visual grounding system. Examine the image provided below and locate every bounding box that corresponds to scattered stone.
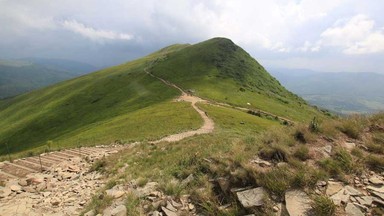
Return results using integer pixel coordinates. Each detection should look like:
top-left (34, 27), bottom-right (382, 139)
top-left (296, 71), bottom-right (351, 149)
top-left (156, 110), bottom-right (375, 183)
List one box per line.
top-left (171, 199), bottom-right (182, 208)
top-left (276, 162), bottom-right (288, 167)
top-left (344, 185), bottom-right (362, 196)
top-left (331, 188), bottom-right (350, 206)
top-left (10, 184), bottom-right (22, 192)
top-left (181, 174), bottom-right (194, 185)
top-left (106, 186), bottom-right (125, 199)
top-left (326, 181), bottom-right (343, 196)
top-left (356, 196), bottom-right (373, 206)
top-left (84, 209), bottom-right (96, 216)
top-left (217, 177), bottom-right (230, 193)
top-left (0, 187), bottom-right (12, 198)
top-left (188, 203), bottom-right (195, 211)
top-left (370, 191), bottom-right (384, 201)
top-left (251, 157), bottom-right (271, 167)
top-left (367, 185), bottom-right (384, 193)
top-left (369, 176), bottom-right (384, 186)
top-left (273, 205), bottom-right (279, 212)
top-left (236, 187), bottom-right (265, 208)
top-left (18, 179), bottom-right (28, 186)
top-left (344, 142), bottom-right (356, 151)
top-left (285, 190), bottom-right (311, 216)
top-left (345, 203), bottom-right (364, 216)
top-left (50, 198), bottom-right (60, 206)
top-left (161, 206), bottom-right (177, 216)
top-left (373, 197), bottom-right (384, 207)
top-left (166, 201), bottom-right (177, 212)
top-left (316, 181), bottom-right (327, 187)
top-left (110, 205), bottom-right (127, 216)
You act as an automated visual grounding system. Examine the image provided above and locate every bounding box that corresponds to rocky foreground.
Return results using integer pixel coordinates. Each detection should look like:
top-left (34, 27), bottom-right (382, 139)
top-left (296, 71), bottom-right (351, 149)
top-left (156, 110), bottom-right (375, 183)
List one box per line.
top-left (0, 150), bottom-right (110, 215)
top-left (0, 145), bottom-right (384, 215)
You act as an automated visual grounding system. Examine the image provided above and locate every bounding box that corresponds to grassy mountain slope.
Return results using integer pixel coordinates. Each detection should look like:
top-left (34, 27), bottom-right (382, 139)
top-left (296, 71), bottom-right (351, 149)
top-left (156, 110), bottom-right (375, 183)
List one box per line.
top-left (0, 59), bottom-right (97, 99)
top-left (0, 38), bottom-right (322, 156)
top-left (152, 38), bottom-right (321, 121)
top-left (0, 47), bottom-right (202, 155)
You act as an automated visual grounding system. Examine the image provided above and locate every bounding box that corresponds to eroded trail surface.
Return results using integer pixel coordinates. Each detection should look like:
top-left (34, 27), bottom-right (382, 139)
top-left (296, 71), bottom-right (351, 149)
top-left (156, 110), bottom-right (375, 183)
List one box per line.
top-left (152, 92), bottom-right (214, 143)
top-left (145, 68), bottom-right (215, 143)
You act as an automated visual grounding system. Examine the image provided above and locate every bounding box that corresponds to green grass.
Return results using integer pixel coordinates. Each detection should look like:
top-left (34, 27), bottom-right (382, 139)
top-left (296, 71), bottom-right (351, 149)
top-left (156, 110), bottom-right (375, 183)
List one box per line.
top-left (152, 37), bottom-right (322, 122)
top-left (312, 195), bottom-right (336, 216)
top-left (0, 45), bottom-right (201, 156)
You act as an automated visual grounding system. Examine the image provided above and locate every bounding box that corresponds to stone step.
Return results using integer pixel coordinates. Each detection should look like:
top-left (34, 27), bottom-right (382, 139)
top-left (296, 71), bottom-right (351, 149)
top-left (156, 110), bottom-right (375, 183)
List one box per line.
top-left (65, 149), bottom-right (88, 157)
top-left (78, 148), bottom-right (98, 154)
top-left (15, 159), bottom-right (48, 171)
top-left (42, 154), bottom-right (68, 161)
top-left (61, 150), bottom-right (84, 157)
top-left (4, 162), bottom-right (36, 172)
top-left (13, 160), bottom-right (43, 171)
top-left (54, 151), bottom-right (76, 158)
top-left (0, 163), bottom-right (34, 177)
top-left (27, 157), bottom-right (55, 166)
top-left (0, 170), bottom-right (18, 179)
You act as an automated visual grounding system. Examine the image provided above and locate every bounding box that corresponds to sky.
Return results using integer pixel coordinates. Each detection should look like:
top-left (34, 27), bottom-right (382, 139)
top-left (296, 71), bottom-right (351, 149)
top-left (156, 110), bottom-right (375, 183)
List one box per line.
top-left (1, 0), bottom-right (384, 73)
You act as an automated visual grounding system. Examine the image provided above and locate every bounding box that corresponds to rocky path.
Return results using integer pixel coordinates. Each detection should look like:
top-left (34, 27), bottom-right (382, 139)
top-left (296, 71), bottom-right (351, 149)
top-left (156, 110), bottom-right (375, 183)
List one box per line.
top-left (0, 149), bottom-right (111, 216)
top-left (0, 146), bottom-right (121, 183)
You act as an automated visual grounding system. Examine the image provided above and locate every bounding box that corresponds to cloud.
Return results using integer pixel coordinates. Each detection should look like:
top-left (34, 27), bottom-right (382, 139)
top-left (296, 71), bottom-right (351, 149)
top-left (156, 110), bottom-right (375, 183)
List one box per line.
top-left (320, 14), bottom-right (384, 54)
top-left (298, 41), bottom-right (322, 52)
top-left (62, 20), bottom-right (134, 42)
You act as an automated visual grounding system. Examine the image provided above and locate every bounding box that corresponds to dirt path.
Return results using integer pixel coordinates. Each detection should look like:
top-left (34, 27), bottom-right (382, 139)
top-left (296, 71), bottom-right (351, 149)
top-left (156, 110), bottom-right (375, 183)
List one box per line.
top-left (145, 68), bottom-right (215, 143)
top-left (152, 92), bottom-right (214, 143)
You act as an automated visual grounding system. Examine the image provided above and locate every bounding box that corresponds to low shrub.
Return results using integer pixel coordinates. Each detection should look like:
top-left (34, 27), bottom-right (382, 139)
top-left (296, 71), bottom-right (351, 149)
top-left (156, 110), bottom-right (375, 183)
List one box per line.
top-left (351, 147), bottom-right (364, 158)
top-left (312, 195), bottom-right (336, 216)
top-left (259, 145), bottom-right (288, 162)
top-left (293, 145), bottom-right (310, 161)
top-left (89, 157), bottom-right (107, 173)
top-left (366, 142), bottom-right (384, 154)
top-left (338, 116), bottom-right (366, 139)
top-left (365, 155), bottom-right (384, 172)
top-left (333, 149), bottom-right (354, 173)
top-left (256, 167), bottom-right (292, 198)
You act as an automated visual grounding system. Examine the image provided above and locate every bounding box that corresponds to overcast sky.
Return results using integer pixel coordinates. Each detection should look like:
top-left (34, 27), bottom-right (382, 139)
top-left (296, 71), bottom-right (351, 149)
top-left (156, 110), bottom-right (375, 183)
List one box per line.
top-left (1, 0), bottom-right (384, 73)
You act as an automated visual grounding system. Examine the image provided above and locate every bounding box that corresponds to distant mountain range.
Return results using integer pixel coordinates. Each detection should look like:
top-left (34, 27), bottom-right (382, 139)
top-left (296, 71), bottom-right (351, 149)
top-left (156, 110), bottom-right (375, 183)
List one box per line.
top-left (0, 58), bottom-right (97, 99)
top-left (269, 68), bottom-right (384, 114)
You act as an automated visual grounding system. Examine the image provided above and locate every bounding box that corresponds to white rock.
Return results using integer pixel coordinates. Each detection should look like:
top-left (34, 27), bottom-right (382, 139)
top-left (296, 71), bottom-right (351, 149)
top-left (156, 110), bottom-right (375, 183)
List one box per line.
top-left (236, 187), bottom-right (265, 208)
top-left (345, 203), bottom-right (364, 216)
top-left (10, 184), bottom-right (22, 192)
top-left (369, 176), bottom-right (384, 185)
top-left (367, 185), bottom-right (384, 193)
top-left (161, 206), bottom-right (177, 216)
top-left (344, 185), bottom-right (362, 196)
top-left (285, 190), bottom-right (311, 216)
top-left (331, 189), bottom-right (349, 206)
top-left (0, 187), bottom-right (12, 198)
top-left (356, 196), bottom-right (373, 206)
top-left (110, 205), bottom-right (126, 216)
top-left (326, 181), bottom-right (343, 196)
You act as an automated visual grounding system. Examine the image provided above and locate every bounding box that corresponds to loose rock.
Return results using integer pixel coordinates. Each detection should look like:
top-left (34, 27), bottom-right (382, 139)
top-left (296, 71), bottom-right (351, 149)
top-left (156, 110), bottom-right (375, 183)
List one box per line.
top-left (236, 187), bottom-right (265, 208)
top-left (285, 190), bottom-right (311, 216)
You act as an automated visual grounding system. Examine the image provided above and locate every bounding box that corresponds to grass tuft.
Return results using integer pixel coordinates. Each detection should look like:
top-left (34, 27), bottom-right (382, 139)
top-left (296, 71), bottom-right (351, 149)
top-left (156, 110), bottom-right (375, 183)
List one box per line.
top-left (312, 195), bottom-right (336, 216)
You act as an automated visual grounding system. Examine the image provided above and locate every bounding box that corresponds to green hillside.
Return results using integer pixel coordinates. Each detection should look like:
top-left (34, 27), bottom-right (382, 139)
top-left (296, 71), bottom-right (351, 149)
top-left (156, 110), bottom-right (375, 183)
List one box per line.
top-left (0, 47), bottom-right (202, 155)
top-left (0, 59), bottom-right (96, 99)
top-left (0, 38), bottom-right (322, 156)
top-left (152, 38), bottom-right (320, 121)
